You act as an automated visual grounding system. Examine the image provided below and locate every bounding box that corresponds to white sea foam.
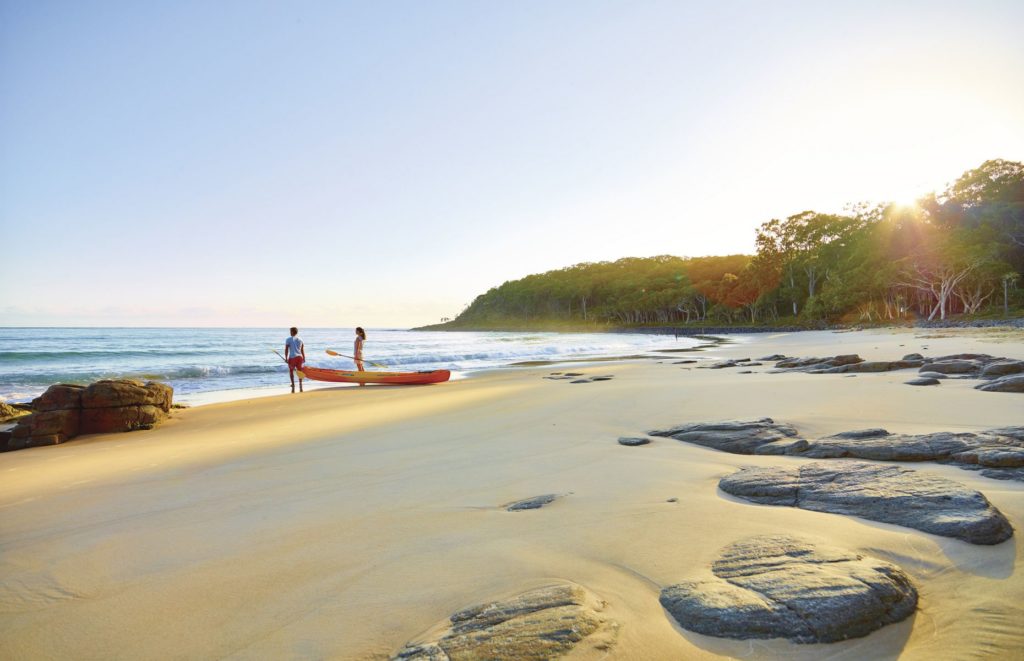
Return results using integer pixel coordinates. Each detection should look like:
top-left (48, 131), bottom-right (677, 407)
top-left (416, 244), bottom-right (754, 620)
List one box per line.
top-left (0, 328), bottom-right (700, 403)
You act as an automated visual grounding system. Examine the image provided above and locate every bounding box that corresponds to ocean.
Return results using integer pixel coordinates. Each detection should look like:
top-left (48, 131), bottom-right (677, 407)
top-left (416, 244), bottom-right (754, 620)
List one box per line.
top-left (0, 328), bottom-right (704, 405)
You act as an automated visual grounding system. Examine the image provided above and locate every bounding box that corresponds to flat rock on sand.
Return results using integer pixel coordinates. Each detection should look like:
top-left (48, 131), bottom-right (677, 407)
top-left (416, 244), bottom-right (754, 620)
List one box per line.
top-left (505, 494), bottom-right (561, 511)
top-left (659, 535), bottom-right (917, 644)
top-left (651, 419), bottom-right (1024, 482)
top-left (394, 583), bottom-right (613, 660)
top-left (720, 462), bottom-right (1013, 544)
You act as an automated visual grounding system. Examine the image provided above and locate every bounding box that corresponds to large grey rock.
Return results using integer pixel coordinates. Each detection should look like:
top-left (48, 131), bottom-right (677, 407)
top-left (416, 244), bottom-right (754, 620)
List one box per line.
top-left (720, 462), bottom-right (1013, 544)
top-left (393, 583), bottom-right (611, 660)
top-left (921, 360), bottom-right (981, 375)
top-left (905, 377), bottom-right (940, 386)
top-left (659, 535), bottom-right (917, 644)
top-left (975, 375), bottom-right (1024, 393)
top-left (618, 436), bottom-right (651, 446)
top-left (649, 418), bottom-right (800, 454)
top-left (981, 360), bottom-right (1024, 378)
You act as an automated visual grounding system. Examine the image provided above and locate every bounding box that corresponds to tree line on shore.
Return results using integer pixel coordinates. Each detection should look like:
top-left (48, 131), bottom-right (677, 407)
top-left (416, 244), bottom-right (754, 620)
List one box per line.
top-left (438, 160), bottom-right (1024, 328)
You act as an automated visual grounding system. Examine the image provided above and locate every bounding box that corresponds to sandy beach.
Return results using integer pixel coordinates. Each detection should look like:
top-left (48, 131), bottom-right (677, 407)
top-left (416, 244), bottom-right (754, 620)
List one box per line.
top-left (2, 328), bottom-right (1023, 660)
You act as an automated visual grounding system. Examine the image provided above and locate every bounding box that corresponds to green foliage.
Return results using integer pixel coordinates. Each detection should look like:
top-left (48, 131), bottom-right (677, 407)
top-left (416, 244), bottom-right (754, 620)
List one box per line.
top-left (433, 160), bottom-right (1024, 329)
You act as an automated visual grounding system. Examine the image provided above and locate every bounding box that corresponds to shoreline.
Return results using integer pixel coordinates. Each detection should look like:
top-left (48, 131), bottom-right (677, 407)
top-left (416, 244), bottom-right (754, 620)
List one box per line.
top-left (2, 327), bottom-right (1022, 659)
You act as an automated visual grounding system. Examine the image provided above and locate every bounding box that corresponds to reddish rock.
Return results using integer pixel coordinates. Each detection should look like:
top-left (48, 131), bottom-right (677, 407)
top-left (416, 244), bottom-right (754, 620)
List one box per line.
top-left (80, 405), bottom-right (166, 434)
top-left (81, 380), bottom-right (173, 412)
top-left (32, 384), bottom-right (85, 412)
top-left (27, 434), bottom-right (67, 447)
top-left (11, 422), bottom-right (31, 438)
top-left (29, 409), bottom-right (80, 437)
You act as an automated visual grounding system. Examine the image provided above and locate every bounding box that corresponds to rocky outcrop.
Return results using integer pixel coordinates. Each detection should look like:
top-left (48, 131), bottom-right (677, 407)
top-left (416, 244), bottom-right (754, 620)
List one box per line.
top-left (393, 583), bottom-right (613, 660)
top-left (651, 419), bottom-right (1024, 482)
top-left (659, 535), bottom-right (917, 644)
top-left (720, 462), bottom-right (1013, 544)
top-left (4, 380), bottom-right (174, 452)
top-left (770, 352), bottom-right (1023, 389)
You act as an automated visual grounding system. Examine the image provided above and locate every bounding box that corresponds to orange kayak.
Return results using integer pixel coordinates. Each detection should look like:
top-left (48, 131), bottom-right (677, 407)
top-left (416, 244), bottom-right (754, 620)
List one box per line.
top-left (300, 365), bottom-right (450, 385)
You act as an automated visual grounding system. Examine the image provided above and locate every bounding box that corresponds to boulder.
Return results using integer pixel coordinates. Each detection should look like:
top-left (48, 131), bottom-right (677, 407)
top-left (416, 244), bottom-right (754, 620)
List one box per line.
top-left (29, 409), bottom-right (80, 437)
top-left (981, 361), bottom-right (1024, 378)
top-left (80, 380), bottom-right (173, 412)
top-left (31, 384), bottom-right (84, 412)
top-left (80, 405), bottom-right (166, 434)
top-left (758, 354), bottom-right (787, 361)
top-left (975, 375), bottom-right (1024, 393)
top-left (923, 360), bottom-right (981, 375)
top-left (902, 353), bottom-right (924, 361)
top-left (393, 583), bottom-right (612, 660)
top-left (618, 436), bottom-right (651, 446)
top-left (906, 377), bottom-right (940, 386)
top-left (659, 535), bottom-right (917, 644)
top-left (27, 434), bottom-right (67, 448)
top-left (720, 462), bottom-right (1013, 544)
top-left (918, 371), bottom-right (949, 379)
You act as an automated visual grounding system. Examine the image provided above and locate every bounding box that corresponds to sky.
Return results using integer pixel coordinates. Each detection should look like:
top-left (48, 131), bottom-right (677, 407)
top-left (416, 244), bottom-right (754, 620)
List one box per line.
top-left (2, 1), bottom-right (1023, 327)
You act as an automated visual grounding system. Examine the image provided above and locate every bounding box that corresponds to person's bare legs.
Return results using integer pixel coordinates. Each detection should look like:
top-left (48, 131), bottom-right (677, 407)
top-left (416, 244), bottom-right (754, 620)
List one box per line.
top-left (356, 360), bottom-right (365, 386)
top-left (289, 366), bottom-right (296, 393)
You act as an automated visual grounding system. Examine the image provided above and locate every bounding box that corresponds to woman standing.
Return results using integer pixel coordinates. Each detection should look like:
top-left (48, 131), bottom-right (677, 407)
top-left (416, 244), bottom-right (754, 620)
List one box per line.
top-left (354, 327), bottom-right (366, 386)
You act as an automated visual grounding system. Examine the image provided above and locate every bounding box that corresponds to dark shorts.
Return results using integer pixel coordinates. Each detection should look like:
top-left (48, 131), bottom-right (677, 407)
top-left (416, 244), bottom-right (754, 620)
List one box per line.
top-left (288, 356), bottom-right (304, 370)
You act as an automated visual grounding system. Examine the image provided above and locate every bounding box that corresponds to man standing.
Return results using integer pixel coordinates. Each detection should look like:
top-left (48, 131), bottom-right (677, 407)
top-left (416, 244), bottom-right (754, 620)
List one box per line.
top-left (285, 327), bottom-right (306, 393)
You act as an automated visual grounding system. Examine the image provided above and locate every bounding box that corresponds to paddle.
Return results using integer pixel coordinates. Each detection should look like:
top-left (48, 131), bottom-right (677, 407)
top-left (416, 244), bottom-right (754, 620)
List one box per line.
top-left (272, 349), bottom-right (305, 379)
top-left (325, 349), bottom-right (389, 369)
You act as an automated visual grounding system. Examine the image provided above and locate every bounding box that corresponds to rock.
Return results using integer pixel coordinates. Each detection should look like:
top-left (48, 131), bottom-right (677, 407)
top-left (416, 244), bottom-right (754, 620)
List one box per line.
top-left (31, 384), bottom-right (84, 412)
top-left (975, 375), bottom-right (1024, 393)
top-left (27, 434), bottom-right (67, 448)
top-left (719, 462), bottom-right (1013, 544)
top-left (823, 428), bottom-right (890, 440)
top-left (666, 497), bottom-right (678, 502)
top-left (922, 360), bottom-right (981, 375)
top-left (563, 372), bottom-right (584, 377)
top-left (569, 379), bottom-right (590, 384)
top-left (506, 494), bottom-right (560, 511)
top-left (918, 371), bottom-right (948, 379)
top-left (673, 359), bottom-right (698, 364)
top-left (81, 380), bottom-right (173, 412)
top-left (590, 376), bottom-right (613, 381)
top-left (758, 354), bottom-right (787, 361)
top-left (981, 361), bottom-right (1024, 378)
top-left (29, 409), bottom-right (80, 437)
top-left (80, 404), bottom-right (166, 434)
top-left (902, 353), bottom-right (924, 361)
top-left (618, 436), bottom-right (650, 446)
top-left (654, 420), bottom-right (1024, 481)
top-left (659, 535), bottom-right (917, 644)
top-left (906, 377), bottom-right (940, 386)
top-left (0, 400), bottom-right (30, 422)
top-left (393, 583), bottom-right (611, 660)
top-left (649, 418), bottom-right (801, 454)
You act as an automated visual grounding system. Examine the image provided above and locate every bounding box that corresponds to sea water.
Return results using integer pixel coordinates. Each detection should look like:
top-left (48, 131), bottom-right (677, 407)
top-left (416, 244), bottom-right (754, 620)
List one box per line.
top-left (0, 328), bottom-right (702, 404)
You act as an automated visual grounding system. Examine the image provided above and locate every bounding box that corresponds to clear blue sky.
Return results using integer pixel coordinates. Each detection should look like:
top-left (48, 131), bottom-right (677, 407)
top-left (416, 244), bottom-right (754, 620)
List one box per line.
top-left (2, 1), bottom-right (1023, 327)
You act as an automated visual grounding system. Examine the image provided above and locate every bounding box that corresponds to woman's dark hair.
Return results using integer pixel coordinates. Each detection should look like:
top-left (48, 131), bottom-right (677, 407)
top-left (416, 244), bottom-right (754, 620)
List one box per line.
top-left (356, 327), bottom-right (366, 340)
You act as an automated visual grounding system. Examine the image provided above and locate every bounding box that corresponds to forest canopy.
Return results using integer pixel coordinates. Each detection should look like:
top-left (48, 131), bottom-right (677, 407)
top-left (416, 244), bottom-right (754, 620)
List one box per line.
top-left (432, 160), bottom-right (1024, 329)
